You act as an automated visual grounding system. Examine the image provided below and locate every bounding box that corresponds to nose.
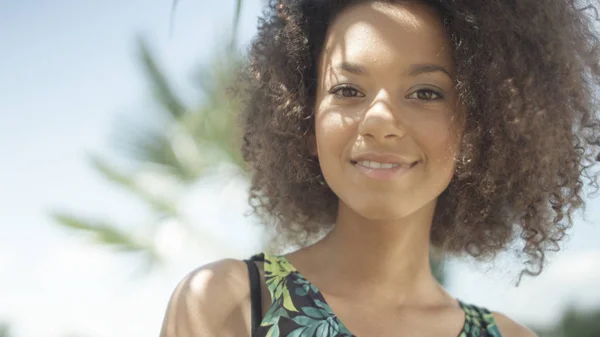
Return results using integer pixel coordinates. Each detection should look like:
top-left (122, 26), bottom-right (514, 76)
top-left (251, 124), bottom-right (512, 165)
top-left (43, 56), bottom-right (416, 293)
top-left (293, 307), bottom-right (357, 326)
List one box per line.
top-left (358, 94), bottom-right (406, 143)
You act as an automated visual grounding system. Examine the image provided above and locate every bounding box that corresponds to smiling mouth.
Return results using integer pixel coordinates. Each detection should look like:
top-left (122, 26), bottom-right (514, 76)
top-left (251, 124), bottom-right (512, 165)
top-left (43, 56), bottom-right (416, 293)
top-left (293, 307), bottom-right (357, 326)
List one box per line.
top-left (349, 160), bottom-right (419, 180)
top-left (350, 160), bottom-right (419, 169)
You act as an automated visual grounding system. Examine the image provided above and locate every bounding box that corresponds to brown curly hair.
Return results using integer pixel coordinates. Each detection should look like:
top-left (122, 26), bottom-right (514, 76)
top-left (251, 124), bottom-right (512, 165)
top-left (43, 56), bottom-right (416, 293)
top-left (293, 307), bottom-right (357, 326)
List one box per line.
top-left (234, 0), bottom-right (600, 277)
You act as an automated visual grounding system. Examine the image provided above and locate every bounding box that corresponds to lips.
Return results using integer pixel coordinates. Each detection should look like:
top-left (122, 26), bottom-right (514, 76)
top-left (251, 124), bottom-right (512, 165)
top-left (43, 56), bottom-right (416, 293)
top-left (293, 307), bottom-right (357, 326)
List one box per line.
top-left (354, 160), bottom-right (402, 169)
top-left (351, 160), bottom-right (417, 180)
top-left (350, 152), bottom-right (419, 167)
top-left (353, 160), bottom-right (418, 170)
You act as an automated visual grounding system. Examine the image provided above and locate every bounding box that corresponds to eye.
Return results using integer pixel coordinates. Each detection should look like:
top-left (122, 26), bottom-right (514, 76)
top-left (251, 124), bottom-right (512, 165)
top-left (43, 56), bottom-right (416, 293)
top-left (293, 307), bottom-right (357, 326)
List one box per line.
top-left (329, 84), bottom-right (365, 98)
top-left (408, 88), bottom-right (443, 101)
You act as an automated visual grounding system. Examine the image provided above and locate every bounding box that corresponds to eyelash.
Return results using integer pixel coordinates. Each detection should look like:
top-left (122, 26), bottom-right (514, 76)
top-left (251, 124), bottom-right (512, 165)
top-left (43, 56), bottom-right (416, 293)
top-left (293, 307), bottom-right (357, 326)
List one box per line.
top-left (328, 85), bottom-right (365, 98)
top-left (328, 84), bottom-right (444, 101)
top-left (408, 89), bottom-right (444, 101)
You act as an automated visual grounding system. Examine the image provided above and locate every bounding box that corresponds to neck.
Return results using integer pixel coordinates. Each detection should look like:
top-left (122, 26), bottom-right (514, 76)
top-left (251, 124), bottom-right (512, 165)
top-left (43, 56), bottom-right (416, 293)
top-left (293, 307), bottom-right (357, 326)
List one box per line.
top-left (297, 199), bottom-right (446, 306)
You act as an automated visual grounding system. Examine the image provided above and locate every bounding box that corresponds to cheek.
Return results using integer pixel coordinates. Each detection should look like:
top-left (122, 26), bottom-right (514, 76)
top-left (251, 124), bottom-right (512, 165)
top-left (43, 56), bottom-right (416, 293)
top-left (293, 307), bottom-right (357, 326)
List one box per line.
top-left (315, 108), bottom-right (358, 160)
top-left (409, 112), bottom-right (460, 170)
top-left (419, 122), bottom-right (460, 179)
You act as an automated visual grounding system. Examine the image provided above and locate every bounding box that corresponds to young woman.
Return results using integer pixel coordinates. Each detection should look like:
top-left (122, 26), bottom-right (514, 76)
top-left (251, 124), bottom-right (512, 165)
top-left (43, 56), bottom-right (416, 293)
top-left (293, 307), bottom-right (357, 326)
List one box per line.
top-left (160, 0), bottom-right (600, 336)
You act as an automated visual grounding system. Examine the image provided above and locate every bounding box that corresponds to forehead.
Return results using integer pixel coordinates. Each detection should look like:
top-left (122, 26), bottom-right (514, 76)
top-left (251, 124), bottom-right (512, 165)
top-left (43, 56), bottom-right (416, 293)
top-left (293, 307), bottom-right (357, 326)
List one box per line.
top-left (321, 2), bottom-right (453, 72)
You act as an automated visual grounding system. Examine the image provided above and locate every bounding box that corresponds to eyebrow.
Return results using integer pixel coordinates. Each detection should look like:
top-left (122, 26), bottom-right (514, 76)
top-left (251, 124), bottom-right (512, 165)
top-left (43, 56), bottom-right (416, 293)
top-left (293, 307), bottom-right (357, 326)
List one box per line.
top-left (408, 63), bottom-right (453, 79)
top-left (331, 61), bottom-right (453, 79)
top-left (333, 62), bottom-right (368, 75)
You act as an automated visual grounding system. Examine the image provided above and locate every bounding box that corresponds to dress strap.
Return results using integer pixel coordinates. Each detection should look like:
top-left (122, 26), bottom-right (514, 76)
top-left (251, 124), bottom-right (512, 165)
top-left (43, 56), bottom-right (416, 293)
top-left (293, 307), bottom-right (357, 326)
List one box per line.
top-left (244, 253), bottom-right (265, 337)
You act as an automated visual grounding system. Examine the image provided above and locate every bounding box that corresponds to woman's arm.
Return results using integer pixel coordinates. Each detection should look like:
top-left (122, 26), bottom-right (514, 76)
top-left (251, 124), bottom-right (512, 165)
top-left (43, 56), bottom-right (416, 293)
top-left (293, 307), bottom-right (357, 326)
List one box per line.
top-left (160, 259), bottom-right (252, 337)
top-left (494, 312), bottom-right (538, 337)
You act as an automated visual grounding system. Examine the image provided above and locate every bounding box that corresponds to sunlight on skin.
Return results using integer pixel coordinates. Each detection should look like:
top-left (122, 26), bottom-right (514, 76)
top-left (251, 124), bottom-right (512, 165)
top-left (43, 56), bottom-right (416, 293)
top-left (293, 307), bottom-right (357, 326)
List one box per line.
top-left (315, 2), bottom-right (463, 220)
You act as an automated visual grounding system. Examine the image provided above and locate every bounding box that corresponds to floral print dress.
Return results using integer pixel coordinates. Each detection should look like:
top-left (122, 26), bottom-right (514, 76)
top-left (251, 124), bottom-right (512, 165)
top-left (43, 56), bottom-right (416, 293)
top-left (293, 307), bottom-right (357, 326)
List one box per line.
top-left (248, 252), bottom-right (503, 337)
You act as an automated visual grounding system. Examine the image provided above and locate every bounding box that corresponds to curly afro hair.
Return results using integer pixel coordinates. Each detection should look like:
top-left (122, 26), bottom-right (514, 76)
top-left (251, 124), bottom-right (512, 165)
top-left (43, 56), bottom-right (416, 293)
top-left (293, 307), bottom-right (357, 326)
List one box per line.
top-left (235, 0), bottom-right (600, 277)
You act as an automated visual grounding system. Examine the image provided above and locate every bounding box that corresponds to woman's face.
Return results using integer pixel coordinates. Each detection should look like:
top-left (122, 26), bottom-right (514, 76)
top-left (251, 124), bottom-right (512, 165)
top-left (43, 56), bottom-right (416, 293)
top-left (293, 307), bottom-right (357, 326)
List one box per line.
top-left (314, 1), bottom-right (463, 221)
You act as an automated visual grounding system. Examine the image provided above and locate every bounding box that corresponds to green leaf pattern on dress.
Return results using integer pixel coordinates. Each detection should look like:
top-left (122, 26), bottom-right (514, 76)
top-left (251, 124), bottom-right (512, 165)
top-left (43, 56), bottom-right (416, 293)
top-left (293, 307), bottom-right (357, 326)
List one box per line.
top-left (459, 302), bottom-right (503, 337)
top-left (258, 253), bottom-right (353, 337)
top-left (254, 253), bottom-right (502, 337)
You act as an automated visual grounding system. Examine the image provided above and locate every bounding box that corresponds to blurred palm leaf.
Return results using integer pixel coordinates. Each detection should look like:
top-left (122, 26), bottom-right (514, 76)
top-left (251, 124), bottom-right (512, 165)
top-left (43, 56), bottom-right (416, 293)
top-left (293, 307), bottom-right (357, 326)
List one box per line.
top-left (230, 0), bottom-right (243, 51)
top-left (137, 37), bottom-right (186, 120)
top-left (110, 120), bottom-right (202, 182)
top-left (50, 212), bottom-right (157, 255)
top-left (50, 2), bottom-right (252, 268)
top-left (118, 40), bottom-right (245, 179)
top-left (189, 53), bottom-right (246, 168)
top-left (88, 154), bottom-right (180, 217)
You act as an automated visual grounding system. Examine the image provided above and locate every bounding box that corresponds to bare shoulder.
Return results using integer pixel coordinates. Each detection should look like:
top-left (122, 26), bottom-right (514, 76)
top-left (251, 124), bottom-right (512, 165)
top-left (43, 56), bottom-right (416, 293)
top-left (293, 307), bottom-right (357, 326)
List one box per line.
top-left (493, 311), bottom-right (538, 337)
top-left (160, 258), bottom-right (252, 337)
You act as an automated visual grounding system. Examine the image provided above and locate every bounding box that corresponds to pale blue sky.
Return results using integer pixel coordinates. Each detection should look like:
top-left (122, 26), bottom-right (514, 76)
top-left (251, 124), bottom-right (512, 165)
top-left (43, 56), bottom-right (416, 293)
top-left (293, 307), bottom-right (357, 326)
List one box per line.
top-left (1, 1), bottom-right (599, 336)
top-left (0, 0), bottom-right (263, 243)
top-left (0, 1), bottom-right (264, 336)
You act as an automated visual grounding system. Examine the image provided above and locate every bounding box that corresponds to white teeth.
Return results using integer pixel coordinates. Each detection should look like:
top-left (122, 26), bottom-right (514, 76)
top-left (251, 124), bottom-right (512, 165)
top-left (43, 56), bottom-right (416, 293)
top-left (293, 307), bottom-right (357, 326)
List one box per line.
top-left (356, 160), bottom-right (401, 169)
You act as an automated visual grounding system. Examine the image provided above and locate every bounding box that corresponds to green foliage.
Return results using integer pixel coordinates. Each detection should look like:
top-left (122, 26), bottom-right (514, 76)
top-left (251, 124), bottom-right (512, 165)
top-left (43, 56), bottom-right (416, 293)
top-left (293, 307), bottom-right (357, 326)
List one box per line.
top-left (138, 37), bottom-right (187, 120)
top-left (88, 154), bottom-right (179, 216)
top-left (533, 306), bottom-right (600, 337)
top-left (50, 1), bottom-right (250, 267)
top-left (230, 0), bottom-right (243, 51)
top-left (430, 258), bottom-right (446, 285)
top-left (0, 323), bottom-right (9, 337)
top-left (50, 212), bottom-right (159, 258)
